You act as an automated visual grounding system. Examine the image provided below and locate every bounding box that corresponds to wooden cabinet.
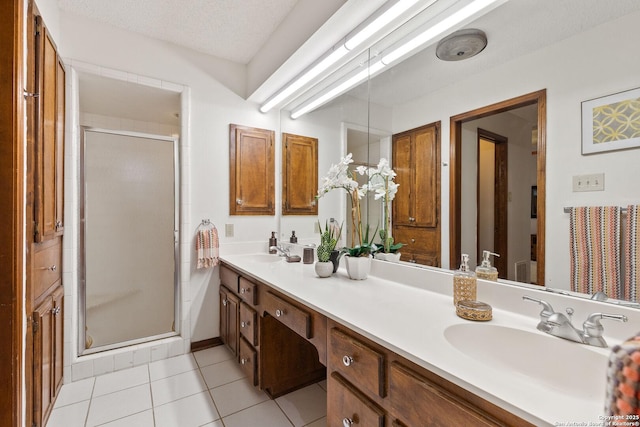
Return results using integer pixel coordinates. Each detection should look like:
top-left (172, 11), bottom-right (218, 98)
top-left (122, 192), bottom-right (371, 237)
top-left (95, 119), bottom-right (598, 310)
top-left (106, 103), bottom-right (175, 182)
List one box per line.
top-left (229, 124), bottom-right (275, 215)
top-left (219, 285), bottom-right (239, 357)
top-left (392, 122), bottom-right (441, 267)
top-left (328, 372), bottom-right (385, 427)
top-left (34, 15), bottom-right (65, 243)
top-left (282, 133), bottom-right (318, 215)
top-left (32, 284), bottom-right (63, 427)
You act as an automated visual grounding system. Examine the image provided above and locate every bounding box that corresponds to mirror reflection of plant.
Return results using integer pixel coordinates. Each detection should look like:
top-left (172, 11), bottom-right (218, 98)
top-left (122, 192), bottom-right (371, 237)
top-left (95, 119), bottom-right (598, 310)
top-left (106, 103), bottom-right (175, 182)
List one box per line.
top-left (317, 220), bottom-right (342, 262)
top-left (357, 158), bottom-right (403, 254)
top-left (341, 223), bottom-right (379, 258)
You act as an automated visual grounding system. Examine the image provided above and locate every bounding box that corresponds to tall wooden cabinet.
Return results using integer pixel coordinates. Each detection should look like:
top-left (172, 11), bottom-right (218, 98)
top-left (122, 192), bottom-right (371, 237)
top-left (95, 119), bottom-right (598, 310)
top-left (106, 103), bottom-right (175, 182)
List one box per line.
top-left (392, 122), bottom-right (441, 266)
top-left (282, 133), bottom-right (318, 215)
top-left (27, 4), bottom-right (66, 426)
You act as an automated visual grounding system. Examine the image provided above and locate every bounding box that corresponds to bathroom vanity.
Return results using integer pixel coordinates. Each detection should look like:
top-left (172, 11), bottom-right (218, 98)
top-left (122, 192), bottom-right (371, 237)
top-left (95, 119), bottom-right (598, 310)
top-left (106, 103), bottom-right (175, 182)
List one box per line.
top-left (219, 253), bottom-right (636, 426)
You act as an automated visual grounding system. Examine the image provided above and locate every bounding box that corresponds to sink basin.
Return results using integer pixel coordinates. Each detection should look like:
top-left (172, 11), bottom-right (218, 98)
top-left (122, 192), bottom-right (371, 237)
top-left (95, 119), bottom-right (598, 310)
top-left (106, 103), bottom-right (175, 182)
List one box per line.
top-left (444, 323), bottom-right (608, 400)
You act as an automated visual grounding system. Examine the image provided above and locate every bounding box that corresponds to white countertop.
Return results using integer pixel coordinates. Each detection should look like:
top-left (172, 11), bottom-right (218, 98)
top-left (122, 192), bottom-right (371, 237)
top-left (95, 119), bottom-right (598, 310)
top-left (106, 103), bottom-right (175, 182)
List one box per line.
top-left (220, 252), bottom-right (638, 426)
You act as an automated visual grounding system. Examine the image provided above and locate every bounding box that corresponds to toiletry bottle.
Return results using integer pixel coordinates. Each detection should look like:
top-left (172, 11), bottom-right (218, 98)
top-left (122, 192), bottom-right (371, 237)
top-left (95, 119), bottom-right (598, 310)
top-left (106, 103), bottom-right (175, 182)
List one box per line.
top-left (269, 232), bottom-right (277, 254)
top-left (453, 254), bottom-right (476, 306)
top-left (476, 250), bottom-right (499, 281)
top-left (290, 231), bottom-right (298, 243)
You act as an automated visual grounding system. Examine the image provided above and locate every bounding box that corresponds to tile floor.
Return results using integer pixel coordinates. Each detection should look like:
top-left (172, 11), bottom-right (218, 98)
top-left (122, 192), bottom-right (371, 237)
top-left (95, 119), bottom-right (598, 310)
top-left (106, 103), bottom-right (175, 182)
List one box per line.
top-left (47, 346), bottom-right (327, 427)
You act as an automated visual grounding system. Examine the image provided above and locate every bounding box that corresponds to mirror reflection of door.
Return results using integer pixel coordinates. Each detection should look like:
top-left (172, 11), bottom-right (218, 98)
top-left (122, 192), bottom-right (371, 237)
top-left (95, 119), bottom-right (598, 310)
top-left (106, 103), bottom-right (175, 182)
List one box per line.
top-left (477, 129), bottom-right (508, 279)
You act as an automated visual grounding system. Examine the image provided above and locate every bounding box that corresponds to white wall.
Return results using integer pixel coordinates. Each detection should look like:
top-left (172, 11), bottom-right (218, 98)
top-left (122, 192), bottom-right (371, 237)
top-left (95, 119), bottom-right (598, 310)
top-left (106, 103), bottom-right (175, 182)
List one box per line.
top-left (392, 10), bottom-right (640, 290)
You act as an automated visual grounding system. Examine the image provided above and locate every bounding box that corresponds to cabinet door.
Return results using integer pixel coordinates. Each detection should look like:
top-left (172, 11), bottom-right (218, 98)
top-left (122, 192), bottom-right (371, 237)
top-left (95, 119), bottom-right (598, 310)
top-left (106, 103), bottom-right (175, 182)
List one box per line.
top-left (33, 296), bottom-right (54, 427)
top-left (392, 134), bottom-right (412, 226)
top-left (282, 133), bottom-right (318, 215)
top-left (52, 285), bottom-right (64, 399)
top-left (219, 285), bottom-right (239, 357)
top-left (229, 124), bottom-right (275, 215)
top-left (413, 125), bottom-right (438, 228)
top-left (34, 18), bottom-right (64, 242)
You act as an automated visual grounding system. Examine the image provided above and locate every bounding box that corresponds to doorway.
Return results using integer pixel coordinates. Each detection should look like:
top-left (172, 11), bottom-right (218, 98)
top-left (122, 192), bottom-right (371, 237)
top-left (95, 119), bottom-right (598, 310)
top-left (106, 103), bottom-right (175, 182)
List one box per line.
top-left (450, 89), bottom-right (546, 284)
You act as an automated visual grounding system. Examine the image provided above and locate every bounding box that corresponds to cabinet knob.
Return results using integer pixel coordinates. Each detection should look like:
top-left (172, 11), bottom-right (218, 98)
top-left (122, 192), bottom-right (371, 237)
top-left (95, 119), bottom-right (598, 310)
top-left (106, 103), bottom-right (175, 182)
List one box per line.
top-left (55, 220), bottom-right (63, 230)
top-left (52, 306), bottom-right (61, 315)
top-left (342, 355), bottom-right (354, 367)
top-left (409, 259), bottom-right (416, 263)
top-left (241, 321), bottom-right (250, 328)
top-left (40, 265), bottom-right (57, 271)
top-left (411, 239), bottom-right (415, 243)
top-left (342, 418), bottom-right (354, 427)
top-left (236, 199), bottom-right (243, 205)
top-left (275, 309), bottom-right (285, 318)
top-left (222, 299), bottom-right (228, 306)
top-left (409, 217), bottom-right (415, 222)
top-left (240, 357), bottom-right (250, 365)
top-left (240, 287), bottom-right (249, 294)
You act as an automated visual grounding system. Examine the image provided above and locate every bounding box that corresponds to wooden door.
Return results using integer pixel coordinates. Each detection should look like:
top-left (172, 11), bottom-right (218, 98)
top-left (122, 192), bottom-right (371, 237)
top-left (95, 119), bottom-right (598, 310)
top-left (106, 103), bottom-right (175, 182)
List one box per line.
top-left (282, 133), bottom-right (318, 215)
top-left (229, 124), bottom-right (275, 215)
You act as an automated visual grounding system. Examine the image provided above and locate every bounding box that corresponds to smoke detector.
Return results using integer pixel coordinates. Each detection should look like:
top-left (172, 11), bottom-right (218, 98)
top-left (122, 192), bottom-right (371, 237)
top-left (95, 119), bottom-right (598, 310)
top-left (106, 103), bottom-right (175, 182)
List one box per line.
top-left (436, 29), bottom-right (487, 61)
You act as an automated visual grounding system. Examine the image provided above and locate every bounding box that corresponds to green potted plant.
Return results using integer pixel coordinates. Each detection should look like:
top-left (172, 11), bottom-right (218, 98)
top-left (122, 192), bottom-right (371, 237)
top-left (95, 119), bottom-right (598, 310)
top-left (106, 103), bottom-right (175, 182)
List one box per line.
top-left (315, 220), bottom-right (342, 277)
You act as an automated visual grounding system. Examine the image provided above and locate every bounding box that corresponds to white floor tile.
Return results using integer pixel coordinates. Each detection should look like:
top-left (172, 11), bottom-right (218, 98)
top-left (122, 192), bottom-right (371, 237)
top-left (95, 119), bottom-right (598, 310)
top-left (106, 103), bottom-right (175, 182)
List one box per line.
top-left (97, 409), bottom-right (154, 427)
top-left (150, 369), bottom-right (207, 406)
top-left (317, 380), bottom-right (327, 391)
top-left (54, 377), bottom-right (95, 408)
top-left (153, 391), bottom-right (220, 427)
top-left (200, 421), bottom-right (225, 427)
top-left (149, 353), bottom-right (198, 381)
top-left (193, 346), bottom-right (234, 368)
top-left (210, 378), bottom-right (269, 417)
top-left (304, 417), bottom-right (326, 427)
top-left (93, 365), bottom-right (149, 397)
top-left (86, 384), bottom-right (152, 426)
top-left (47, 400), bottom-right (89, 427)
top-left (276, 384), bottom-right (327, 427)
top-left (200, 359), bottom-right (246, 389)
top-left (223, 400), bottom-right (294, 427)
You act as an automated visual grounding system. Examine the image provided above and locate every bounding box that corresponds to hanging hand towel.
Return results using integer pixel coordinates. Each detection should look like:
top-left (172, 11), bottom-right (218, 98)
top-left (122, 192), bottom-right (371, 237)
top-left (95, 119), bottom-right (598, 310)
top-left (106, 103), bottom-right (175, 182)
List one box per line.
top-left (605, 333), bottom-right (640, 416)
top-left (570, 206), bottom-right (621, 299)
top-left (624, 205), bottom-right (640, 302)
top-left (196, 226), bottom-right (219, 269)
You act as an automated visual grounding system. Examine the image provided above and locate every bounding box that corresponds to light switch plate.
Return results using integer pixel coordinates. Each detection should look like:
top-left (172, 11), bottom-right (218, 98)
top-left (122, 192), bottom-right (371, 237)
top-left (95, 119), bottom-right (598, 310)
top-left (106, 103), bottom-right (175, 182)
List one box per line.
top-left (572, 173), bottom-right (604, 192)
top-left (225, 223), bottom-right (234, 237)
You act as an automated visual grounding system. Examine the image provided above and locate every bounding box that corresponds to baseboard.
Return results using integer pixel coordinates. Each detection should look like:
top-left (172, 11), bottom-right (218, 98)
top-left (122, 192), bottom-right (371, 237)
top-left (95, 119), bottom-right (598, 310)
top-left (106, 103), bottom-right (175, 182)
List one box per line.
top-left (190, 337), bottom-right (223, 352)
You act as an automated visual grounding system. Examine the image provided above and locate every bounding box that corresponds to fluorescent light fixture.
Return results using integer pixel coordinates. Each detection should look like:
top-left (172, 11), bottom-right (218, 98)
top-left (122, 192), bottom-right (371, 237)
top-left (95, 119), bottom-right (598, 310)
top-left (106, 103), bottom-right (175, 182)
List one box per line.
top-left (290, 0), bottom-right (505, 119)
top-left (382, 0), bottom-right (502, 65)
top-left (259, 0), bottom-right (422, 114)
top-left (291, 60), bottom-right (386, 119)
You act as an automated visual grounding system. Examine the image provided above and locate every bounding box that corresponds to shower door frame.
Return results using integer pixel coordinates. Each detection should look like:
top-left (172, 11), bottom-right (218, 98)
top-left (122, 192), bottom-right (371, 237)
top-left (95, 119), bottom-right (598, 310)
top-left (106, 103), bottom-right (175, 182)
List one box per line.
top-left (78, 127), bottom-right (180, 355)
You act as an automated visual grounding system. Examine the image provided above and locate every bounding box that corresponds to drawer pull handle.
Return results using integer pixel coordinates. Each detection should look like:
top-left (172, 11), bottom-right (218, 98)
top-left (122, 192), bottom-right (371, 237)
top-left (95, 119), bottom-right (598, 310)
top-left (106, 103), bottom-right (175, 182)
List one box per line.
top-left (241, 321), bottom-right (250, 328)
top-left (240, 357), bottom-right (250, 365)
top-left (342, 417), bottom-right (354, 427)
top-left (40, 265), bottom-right (57, 271)
top-left (275, 309), bottom-right (285, 317)
top-left (342, 355), bottom-right (354, 367)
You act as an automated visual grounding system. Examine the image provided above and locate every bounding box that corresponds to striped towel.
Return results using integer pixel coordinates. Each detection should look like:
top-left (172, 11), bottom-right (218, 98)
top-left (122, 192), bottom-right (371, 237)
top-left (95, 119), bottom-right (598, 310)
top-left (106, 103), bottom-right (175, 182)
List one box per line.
top-left (605, 333), bottom-right (640, 415)
top-left (570, 206), bottom-right (621, 299)
top-left (196, 226), bottom-right (219, 269)
top-left (624, 205), bottom-right (640, 302)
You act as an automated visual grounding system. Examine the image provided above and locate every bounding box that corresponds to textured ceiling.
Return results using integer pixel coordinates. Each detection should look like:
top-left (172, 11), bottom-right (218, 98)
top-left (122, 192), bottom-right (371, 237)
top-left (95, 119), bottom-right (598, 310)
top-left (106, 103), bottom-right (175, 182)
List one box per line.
top-left (57, 0), bottom-right (299, 64)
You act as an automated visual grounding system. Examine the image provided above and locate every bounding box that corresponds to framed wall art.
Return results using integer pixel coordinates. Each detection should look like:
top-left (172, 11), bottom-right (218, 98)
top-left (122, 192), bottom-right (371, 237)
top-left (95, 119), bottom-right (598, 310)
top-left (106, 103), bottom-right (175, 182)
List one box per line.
top-left (581, 86), bottom-right (640, 154)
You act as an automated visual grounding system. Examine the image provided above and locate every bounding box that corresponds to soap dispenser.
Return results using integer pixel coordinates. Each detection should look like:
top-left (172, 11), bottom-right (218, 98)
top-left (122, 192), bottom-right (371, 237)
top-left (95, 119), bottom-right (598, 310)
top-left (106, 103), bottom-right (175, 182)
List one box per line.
top-left (289, 231), bottom-right (298, 243)
top-left (269, 232), bottom-right (277, 254)
top-left (453, 254), bottom-right (476, 306)
top-left (476, 251), bottom-right (500, 281)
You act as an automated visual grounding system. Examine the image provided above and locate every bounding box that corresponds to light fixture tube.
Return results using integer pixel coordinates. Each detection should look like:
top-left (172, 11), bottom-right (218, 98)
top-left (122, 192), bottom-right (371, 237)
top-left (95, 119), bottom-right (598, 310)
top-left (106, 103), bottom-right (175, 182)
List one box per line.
top-left (382, 0), bottom-right (502, 65)
top-left (259, 0), bottom-right (423, 114)
top-left (291, 60), bottom-right (386, 119)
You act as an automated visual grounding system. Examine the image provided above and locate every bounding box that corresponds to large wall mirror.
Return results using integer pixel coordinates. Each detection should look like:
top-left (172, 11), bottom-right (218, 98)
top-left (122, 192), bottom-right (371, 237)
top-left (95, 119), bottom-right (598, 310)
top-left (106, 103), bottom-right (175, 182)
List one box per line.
top-left (277, 0), bottom-right (640, 309)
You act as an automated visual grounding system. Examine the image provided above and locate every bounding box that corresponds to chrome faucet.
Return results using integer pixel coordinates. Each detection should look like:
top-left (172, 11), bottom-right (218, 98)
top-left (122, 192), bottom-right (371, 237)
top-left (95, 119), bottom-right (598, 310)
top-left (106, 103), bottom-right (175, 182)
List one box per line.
top-left (523, 295), bottom-right (627, 348)
top-left (269, 244), bottom-right (290, 257)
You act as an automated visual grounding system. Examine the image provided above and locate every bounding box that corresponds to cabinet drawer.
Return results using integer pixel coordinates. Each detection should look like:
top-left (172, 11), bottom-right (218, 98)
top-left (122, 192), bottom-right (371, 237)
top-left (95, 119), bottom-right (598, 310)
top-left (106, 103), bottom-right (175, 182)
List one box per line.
top-left (239, 302), bottom-right (257, 346)
top-left (33, 240), bottom-right (62, 298)
top-left (329, 328), bottom-right (385, 397)
top-left (389, 362), bottom-right (499, 427)
top-left (263, 291), bottom-right (311, 339)
top-left (393, 226), bottom-right (439, 252)
top-left (220, 265), bottom-right (239, 292)
top-left (238, 277), bottom-right (258, 305)
top-left (328, 373), bottom-right (384, 427)
top-left (239, 337), bottom-right (258, 386)
top-left (399, 251), bottom-right (439, 267)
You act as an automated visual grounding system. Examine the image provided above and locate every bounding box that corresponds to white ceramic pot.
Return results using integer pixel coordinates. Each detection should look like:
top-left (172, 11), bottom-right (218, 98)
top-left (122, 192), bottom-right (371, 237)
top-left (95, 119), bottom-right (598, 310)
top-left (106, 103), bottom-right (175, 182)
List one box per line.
top-left (314, 261), bottom-right (334, 278)
top-left (344, 255), bottom-right (372, 280)
top-left (374, 252), bottom-right (401, 263)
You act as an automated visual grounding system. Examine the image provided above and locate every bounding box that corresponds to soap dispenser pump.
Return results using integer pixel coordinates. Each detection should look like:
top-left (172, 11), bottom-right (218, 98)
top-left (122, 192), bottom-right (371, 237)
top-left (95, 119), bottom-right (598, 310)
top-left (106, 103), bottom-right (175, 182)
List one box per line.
top-left (453, 254), bottom-right (476, 306)
top-left (269, 232), bottom-right (277, 254)
top-left (476, 250), bottom-right (499, 281)
top-left (289, 230), bottom-right (298, 243)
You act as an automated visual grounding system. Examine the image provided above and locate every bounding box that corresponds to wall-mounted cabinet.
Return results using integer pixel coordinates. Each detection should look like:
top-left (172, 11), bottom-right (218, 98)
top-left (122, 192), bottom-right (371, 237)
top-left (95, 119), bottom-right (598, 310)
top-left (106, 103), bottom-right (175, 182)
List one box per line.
top-left (392, 122), bottom-right (441, 266)
top-left (282, 133), bottom-right (318, 215)
top-left (229, 124), bottom-right (275, 215)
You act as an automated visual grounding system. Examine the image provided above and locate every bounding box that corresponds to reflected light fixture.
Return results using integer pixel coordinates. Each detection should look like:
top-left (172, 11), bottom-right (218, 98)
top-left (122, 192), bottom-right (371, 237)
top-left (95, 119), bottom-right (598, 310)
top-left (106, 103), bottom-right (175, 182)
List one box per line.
top-left (259, 0), bottom-right (423, 114)
top-left (291, 0), bottom-right (505, 119)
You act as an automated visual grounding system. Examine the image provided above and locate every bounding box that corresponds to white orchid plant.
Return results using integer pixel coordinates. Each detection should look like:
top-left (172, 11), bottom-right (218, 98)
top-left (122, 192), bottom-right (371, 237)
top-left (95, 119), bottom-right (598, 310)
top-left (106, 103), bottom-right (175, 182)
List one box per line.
top-left (316, 153), bottom-right (402, 256)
